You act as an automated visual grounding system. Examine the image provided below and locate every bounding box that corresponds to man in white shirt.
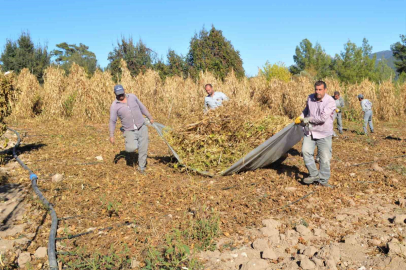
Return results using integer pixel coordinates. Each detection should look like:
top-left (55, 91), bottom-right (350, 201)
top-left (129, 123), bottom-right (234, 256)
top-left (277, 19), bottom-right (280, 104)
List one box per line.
top-left (204, 84), bottom-right (229, 111)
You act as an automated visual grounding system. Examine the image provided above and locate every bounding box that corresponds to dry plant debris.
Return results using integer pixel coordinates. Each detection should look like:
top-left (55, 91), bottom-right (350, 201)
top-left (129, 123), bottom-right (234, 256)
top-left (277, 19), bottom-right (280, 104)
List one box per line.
top-left (164, 101), bottom-right (291, 173)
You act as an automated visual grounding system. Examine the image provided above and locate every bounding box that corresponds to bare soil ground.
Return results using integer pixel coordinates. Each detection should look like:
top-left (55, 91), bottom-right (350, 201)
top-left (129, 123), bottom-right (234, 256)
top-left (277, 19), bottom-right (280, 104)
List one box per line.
top-left (0, 118), bottom-right (405, 269)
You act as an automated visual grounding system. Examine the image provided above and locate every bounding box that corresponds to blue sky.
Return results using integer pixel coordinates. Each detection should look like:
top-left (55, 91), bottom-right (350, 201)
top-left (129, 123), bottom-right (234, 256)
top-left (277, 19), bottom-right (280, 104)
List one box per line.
top-left (0, 0), bottom-right (405, 76)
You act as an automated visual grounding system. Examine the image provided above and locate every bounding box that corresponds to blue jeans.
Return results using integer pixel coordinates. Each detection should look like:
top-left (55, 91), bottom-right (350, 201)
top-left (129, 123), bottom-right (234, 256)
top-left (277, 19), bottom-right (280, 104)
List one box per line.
top-left (302, 135), bottom-right (332, 183)
top-left (363, 110), bottom-right (374, 134)
top-left (123, 125), bottom-right (149, 170)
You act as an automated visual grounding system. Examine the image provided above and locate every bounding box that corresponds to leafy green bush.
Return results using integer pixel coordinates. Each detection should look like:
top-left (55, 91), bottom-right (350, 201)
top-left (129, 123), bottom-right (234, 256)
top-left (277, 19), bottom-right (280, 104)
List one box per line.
top-left (260, 61), bottom-right (291, 82)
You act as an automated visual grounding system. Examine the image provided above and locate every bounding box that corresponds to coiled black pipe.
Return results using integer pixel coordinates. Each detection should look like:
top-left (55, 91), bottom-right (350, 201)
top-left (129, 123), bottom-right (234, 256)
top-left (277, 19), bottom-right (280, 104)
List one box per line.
top-left (7, 128), bottom-right (58, 270)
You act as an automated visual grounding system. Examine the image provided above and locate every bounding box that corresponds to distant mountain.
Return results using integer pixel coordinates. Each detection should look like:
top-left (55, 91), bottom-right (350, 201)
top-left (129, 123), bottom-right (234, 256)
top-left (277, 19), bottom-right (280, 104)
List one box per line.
top-left (370, 50), bottom-right (396, 70)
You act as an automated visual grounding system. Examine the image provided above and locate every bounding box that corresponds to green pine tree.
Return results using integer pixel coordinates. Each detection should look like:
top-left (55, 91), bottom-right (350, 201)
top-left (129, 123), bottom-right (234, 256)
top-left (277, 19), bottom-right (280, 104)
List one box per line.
top-left (391, 35), bottom-right (406, 75)
top-left (51, 42), bottom-right (98, 76)
top-left (290, 39), bottom-right (333, 79)
top-left (186, 26), bottom-right (244, 80)
top-left (166, 50), bottom-right (187, 78)
top-left (108, 37), bottom-right (157, 81)
top-left (0, 32), bottom-right (50, 82)
top-left (375, 56), bottom-right (395, 82)
top-left (333, 38), bottom-right (377, 83)
top-left (154, 49), bottom-right (188, 80)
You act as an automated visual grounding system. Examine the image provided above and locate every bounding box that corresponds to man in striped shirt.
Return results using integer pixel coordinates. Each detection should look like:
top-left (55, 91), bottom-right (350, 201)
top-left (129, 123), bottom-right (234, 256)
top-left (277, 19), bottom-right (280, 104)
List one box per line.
top-left (296, 81), bottom-right (336, 188)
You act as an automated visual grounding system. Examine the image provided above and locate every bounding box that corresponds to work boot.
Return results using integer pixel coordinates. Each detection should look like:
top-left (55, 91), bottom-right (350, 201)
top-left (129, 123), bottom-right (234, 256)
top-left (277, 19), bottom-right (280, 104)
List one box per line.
top-left (303, 176), bottom-right (320, 184)
top-left (318, 181), bottom-right (334, 188)
top-left (339, 130), bottom-right (343, 134)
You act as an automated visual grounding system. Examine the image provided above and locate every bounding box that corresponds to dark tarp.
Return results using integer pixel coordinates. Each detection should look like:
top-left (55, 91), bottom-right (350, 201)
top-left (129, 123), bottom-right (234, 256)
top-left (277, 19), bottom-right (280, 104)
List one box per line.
top-left (220, 123), bottom-right (304, 175)
top-left (150, 122), bottom-right (303, 176)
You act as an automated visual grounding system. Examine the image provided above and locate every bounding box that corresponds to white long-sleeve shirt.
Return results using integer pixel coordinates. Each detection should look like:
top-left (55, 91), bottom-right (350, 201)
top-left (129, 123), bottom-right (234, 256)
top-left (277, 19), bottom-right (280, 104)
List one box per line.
top-left (204, 92), bottom-right (229, 110)
top-left (360, 99), bottom-right (372, 112)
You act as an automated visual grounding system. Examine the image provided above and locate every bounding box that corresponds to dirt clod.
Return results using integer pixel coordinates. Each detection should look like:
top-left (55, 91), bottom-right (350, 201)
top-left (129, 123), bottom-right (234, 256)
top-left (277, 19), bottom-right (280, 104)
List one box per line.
top-left (34, 247), bottom-right (47, 258)
top-left (17, 252), bottom-right (31, 268)
top-left (51, 173), bottom-right (63, 182)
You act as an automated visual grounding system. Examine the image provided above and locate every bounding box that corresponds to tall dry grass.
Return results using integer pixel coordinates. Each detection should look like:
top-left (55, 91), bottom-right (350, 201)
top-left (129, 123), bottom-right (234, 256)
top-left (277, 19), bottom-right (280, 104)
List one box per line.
top-left (376, 81), bottom-right (398, 121)
top-left (345, 80), bottom-right (377, 121)
top-left (0, 73), bottom-right (14, 137)
top-left (400, 82), bottom-right (406, 115)
top-left (41, 66), bottom-right (65, 117)
top-left (4, 61), bottom-right (406, 125)
top-left (12, 68), bottom-right (42, 117)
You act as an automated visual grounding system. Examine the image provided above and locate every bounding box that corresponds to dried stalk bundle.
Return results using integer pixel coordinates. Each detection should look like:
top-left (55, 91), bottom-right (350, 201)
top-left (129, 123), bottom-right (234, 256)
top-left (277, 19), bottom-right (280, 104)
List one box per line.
top-left (13, 68), bottom-right (42, 117)
top-left (282, 77), bottom-right (312, 118)
top-left (42, 66), bottom-right (66, 117)
top-left (401, 82), bottom-right (406, 116)
top-left (164, 101), bottom-right (291, 173)
top-left (87, 70), bottom-right (115, 122)
top-left (345, 79), bottom-right (377, 121)
top-left (376, 80), bottom-right (397, 121)
top-left (63, 63), bottom-right (90, 118)
top-left (0, 73), bottom-right (14, 136)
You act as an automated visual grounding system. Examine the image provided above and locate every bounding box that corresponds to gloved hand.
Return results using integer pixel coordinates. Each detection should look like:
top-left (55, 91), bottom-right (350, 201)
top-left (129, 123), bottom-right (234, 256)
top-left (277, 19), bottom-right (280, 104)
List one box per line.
top-left (298, 118), bottom-right (310, 127)
top-left (294, 116), bottom-right (302, 124)
top-left (335, 108), bottom-right (341, 113)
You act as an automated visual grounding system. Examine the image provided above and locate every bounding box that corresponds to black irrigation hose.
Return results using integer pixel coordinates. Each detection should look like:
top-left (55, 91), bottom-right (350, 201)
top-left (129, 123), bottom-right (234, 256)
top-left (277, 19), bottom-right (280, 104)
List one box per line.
top-left (7, 128), bottom-right (58, 270)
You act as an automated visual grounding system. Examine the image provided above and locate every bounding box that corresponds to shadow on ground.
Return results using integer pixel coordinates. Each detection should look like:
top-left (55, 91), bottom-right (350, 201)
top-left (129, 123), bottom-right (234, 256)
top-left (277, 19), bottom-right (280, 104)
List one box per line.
top-left (113, 151), bottom-right (138, 167)
top-left (0, 184), bottom-right (24, 231)
top-left (1, 143), bottom-right (46, 165)
top-left (151, 155), bottom-right (177, 165)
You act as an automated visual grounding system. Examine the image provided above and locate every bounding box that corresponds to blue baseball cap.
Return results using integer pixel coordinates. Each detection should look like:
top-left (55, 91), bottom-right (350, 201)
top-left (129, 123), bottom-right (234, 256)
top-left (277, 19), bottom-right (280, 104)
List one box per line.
top-left (114, 85), bottom-right (125, 95)
top-left (358, 94), bottom-right (364, 99)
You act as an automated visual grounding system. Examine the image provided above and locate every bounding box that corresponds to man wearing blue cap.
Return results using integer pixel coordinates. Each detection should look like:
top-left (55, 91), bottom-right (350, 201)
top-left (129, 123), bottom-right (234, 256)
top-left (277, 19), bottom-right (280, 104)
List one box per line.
top-left (109, 85), bottom-right (154, 174)
top-left (358, 94), bottom-right (374, 135)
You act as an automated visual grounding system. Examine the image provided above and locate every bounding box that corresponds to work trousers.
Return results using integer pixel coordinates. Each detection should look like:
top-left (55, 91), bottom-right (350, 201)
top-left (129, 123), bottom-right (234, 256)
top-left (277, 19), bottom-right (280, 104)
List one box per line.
top-left (336, 112), bottom-right (343, 133)
top-left (302, 135), bottom-right (332, 183)
top-left (363, 110), bottom-right (374, 134)
top-left (123, 125), bottom-right (149, 170)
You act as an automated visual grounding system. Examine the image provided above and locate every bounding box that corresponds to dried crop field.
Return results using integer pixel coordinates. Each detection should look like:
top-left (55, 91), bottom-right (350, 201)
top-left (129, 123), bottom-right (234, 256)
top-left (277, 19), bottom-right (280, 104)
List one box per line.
top-left (1, 63), bottom-right (406, 269)
top-left (7, 61), bottom-right (406, 126)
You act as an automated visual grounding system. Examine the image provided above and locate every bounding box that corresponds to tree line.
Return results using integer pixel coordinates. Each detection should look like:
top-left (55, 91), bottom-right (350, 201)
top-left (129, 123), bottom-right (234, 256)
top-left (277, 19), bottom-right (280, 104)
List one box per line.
top-left (288, 37), bottom-right (406, 84)
top-left (0, 27), bottom-right (405, 84)
top-left (0, 26), bottom-right (244, 83)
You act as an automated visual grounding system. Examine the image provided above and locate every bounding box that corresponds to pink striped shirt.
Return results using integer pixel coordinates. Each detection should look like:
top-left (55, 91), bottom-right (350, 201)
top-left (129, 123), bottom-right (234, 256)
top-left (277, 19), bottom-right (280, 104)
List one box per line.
top-left (300, 93), bottom-right (336, 139)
